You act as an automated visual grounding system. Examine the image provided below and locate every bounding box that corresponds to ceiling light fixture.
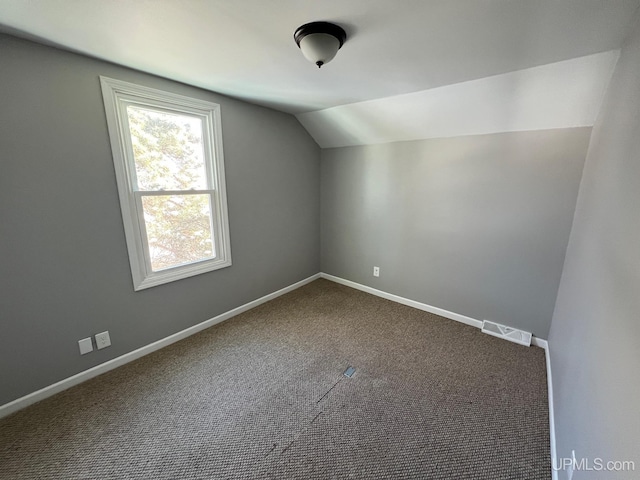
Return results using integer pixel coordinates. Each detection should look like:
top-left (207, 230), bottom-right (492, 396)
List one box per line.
top-left (294, 21), bottom-right (347, 69)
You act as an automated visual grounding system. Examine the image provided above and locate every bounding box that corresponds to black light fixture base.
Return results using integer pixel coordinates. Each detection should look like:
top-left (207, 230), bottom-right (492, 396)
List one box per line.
top-left (294, 21), bottom-right (347, 49)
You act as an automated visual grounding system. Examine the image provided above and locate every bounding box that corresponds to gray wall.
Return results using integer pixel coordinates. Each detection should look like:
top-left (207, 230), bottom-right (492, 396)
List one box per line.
top-left (321, 129), bottom-right (590, 338)
top-left (0, 34), bottom-right (320, 406)
top-left (549, 15), bottom-right (640, 478)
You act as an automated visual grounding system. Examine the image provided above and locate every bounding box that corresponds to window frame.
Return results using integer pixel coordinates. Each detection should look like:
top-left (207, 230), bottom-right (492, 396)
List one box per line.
top-left (100, 76), bottom-right (232, 290)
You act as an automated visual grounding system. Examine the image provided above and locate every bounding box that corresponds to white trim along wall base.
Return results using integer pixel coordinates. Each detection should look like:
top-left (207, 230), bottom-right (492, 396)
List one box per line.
top-left (0, 274), bottom-right (320, 419)
top-left (318, 272), bottom-right (557, 480)
top-left (321, 273), bottom-right (484, 328)
top-left (0, 272), bottom-right (556, 480)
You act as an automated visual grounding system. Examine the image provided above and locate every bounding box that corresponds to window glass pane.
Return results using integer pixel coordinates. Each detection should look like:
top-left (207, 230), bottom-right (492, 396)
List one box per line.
top-left (127, 106), bottom-right (208, 191)
top-left (141, 194), bottom-right (216, 271)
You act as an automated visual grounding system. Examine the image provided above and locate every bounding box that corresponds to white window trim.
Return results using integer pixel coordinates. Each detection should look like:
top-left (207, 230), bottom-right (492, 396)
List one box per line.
top-left (100, 76), bottom-right (232, 290)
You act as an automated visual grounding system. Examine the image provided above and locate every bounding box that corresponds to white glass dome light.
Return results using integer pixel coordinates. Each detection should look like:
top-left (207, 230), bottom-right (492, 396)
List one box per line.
top-left (294, 22), bottom-right (347, 68)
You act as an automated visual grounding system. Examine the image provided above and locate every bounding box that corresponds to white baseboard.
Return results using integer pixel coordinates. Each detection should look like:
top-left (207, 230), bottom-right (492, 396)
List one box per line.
top-left (320, 272), bottom-right (556, 479)
top-left (320, 273), bottom-right (484, 329)
top-left (0, 273), bottom-right (321, 420)
top-left (1, 270), bottom-right (557, 479)
top-left (320, 273), bottom-right (552, 346)
top-left (541, 340), bottom-right (558, 480)
top-left (531, 337), bottom-right (548, 349)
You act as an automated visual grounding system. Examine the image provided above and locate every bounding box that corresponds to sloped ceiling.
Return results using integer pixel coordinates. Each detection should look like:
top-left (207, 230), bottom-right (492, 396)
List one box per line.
top-left (0, 0), bottom-right (638, 146)
top-left (297, 51), bottom-right (619, 147)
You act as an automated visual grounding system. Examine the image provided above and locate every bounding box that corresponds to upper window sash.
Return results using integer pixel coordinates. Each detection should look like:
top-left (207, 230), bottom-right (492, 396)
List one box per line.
top-left (121, 101), bottom-right (216, 193)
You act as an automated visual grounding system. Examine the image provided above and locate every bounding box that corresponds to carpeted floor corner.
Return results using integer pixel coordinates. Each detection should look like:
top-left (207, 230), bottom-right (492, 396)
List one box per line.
top-left (0, 279), bottom-right (551, 479)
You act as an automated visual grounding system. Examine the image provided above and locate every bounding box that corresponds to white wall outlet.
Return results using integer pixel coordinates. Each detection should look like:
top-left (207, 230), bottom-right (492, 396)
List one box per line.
top-left (373, 266), bottom-right (380, 277)
top-left (78, 337), bottom-right (93, 355)
top-left (95, 331), bottom-right (111, 350)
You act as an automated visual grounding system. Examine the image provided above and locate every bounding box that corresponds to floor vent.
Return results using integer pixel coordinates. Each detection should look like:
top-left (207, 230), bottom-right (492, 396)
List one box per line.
top-left (481, 320), bottom-right (532, 347)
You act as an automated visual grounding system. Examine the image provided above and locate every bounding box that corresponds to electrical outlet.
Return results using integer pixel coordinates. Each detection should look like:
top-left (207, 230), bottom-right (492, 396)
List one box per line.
top-left (95, 331), bottom-right (111, 350)
top-left (373, 266), bottom-right (380, 277)
top-left (78, 337), bottom-right (93, 355)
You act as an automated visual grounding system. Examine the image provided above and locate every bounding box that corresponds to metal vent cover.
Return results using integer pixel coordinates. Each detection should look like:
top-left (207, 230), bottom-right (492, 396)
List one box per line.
top-left (481, 320), bottom-right (532, 347)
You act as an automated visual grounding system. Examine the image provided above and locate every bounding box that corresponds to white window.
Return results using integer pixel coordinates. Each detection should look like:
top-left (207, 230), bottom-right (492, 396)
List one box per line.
top-left (100, 77), bottom-right (231, 290)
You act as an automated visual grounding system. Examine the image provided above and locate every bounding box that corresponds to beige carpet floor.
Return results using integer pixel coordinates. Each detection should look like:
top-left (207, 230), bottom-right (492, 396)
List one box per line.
top-left (0, 279), bottom-right (550, 479)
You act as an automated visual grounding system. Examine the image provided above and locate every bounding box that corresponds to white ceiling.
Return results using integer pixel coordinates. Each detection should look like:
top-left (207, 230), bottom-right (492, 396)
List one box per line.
top-left (298, 50), bottom-right (620, 148)
top-left (0, 0), bottom-right (638, 115)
